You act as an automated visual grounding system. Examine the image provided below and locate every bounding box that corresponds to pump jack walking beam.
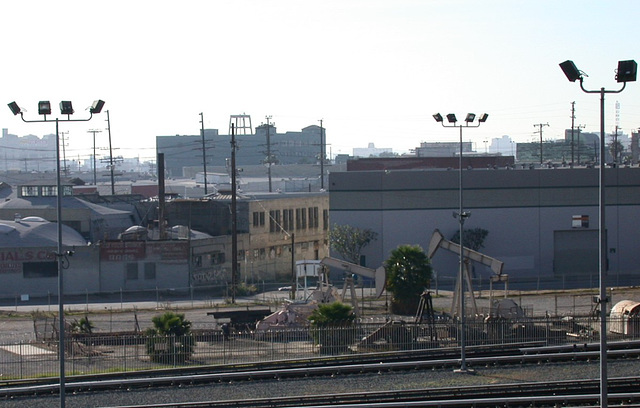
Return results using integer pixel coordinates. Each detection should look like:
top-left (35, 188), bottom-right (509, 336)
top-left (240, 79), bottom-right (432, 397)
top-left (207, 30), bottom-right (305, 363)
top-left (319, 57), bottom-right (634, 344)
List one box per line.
top-left (427, 229), bottom-right (506, 317)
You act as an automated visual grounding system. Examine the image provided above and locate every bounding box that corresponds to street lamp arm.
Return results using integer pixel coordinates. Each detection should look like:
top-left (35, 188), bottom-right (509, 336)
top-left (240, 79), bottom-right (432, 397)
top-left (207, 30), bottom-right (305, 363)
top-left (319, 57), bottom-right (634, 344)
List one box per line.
top-left (18, 111), bottom-right (96, 124)
top-left (438, 122), bottom-right (483, 129)
top-left (579, 78), bottom-right (627, 95)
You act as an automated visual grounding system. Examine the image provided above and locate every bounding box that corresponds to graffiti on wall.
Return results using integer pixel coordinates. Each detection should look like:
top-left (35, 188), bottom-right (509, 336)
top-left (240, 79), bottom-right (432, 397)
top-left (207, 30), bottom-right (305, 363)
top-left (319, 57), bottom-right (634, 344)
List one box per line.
top-left (192, 266), bottom-right (227, 285)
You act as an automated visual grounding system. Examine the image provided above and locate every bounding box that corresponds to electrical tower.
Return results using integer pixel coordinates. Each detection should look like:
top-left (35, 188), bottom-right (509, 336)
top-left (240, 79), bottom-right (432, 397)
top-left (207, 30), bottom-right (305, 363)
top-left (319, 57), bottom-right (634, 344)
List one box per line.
top-left (229, 114), bottom-right (253, 135)
top-left (613, 101), bottom-right (621, 165)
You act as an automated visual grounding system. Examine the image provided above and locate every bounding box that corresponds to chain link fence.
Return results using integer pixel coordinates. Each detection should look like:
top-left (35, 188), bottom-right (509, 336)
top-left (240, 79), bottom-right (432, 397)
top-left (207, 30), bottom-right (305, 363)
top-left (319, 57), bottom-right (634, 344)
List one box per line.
top-left (1, 315), bottom-right (638, 380)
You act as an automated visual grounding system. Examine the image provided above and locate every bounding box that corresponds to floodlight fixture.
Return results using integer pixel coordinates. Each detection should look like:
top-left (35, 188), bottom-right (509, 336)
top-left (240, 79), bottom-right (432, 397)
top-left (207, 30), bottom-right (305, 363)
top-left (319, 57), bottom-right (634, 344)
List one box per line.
top-left (446, 113), bottom-right (457, 123)
top-left (559, 58), bottom-right (636, 408)
top-left (433, 113), bottom-right (443, 122)
top-left (59, 101), bottom-right (74, 115)
top-left (560, 60), bottom-right (582, 82)
top-left (616, 60), bottom-right (637, 83)
top-left (90, 99), bottom-right (105, 114)
top-left (478, 113), bottom-right (489, 122)
top-left (465, 113), bottom-right (476, 123)
top-left (8, 102), bottom-right (21, 115)
top-left (38, 101), bottom-right (52, 115)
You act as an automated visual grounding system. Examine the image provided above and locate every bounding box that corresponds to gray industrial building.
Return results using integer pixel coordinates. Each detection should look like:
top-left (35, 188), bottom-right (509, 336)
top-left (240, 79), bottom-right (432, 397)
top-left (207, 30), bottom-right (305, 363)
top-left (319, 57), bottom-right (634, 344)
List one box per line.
top-left (156, 124), bottom-right (326, 178)
top-left (328, 166), bottom-right (640, 290)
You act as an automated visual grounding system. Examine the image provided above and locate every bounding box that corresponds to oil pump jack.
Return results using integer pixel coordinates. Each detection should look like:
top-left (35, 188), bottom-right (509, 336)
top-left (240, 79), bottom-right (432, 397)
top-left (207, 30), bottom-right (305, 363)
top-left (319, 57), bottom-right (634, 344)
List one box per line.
top-left (426, 229), bottom-right (506, 318)
top-left (320, 256), bottom-right (386, 317)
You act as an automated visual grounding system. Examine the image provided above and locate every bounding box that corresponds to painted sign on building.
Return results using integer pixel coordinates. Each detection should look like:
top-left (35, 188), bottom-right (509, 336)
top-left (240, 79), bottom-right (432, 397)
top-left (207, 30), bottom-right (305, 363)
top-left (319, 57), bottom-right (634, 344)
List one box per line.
top-left (100, 241), bottom-right (146, 262)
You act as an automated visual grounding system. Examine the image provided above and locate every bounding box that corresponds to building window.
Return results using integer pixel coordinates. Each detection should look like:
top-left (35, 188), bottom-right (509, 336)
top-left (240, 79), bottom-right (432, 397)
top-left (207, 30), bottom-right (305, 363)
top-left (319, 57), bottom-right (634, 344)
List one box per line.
top-left (296, 208), bottom-right (307, 230)
top-left (323, 209), bottom-right (329, 230)
top-left (283, 209), bottom-right (294, 231)
top-left (144, 263), bottom-right (156, 280)
top-left (253, 211), bottom-right (265, 227)
top-left (23, 262), bottom-right (57, 279)
top-left (212, 251), bottom-right (225, 265)
top-left (41, 186), bottom-right (58, 196)
top-left (20, 186), bottom-right (39, 197)
top-left (309, 207), bottom-right (319, 229)
top-left (126, 263), bottom-right (139, 280)
top-left (269, 210), bottom-right (281, 233)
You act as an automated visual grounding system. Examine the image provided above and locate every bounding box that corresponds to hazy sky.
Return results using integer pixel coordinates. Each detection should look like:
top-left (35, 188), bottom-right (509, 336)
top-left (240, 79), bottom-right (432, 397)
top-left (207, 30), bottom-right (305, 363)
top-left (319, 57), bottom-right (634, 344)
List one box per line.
top-left (1, 0), bottom-right (639, 161)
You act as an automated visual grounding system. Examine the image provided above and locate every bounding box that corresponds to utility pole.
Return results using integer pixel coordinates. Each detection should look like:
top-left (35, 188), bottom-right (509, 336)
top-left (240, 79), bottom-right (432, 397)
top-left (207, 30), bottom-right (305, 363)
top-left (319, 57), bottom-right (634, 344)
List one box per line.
top-left (199, 112), bottom-right (208, 195)
top-left (87, 129), bottom-right (102, 185)
top-left (570, 102), bottom-right (576, 168)
top-left (59, 131), bottom-right (69, 176)
top-left (575, 124), bottom-right (586, 165)
top-left (534, 123), bottom-right (550, 165)
top-left (319, 119), bottom-right (324, 190)
top-left (106, 110), bottom-right (115, 195)
top-left (266, 115), bottom-right (273, 192)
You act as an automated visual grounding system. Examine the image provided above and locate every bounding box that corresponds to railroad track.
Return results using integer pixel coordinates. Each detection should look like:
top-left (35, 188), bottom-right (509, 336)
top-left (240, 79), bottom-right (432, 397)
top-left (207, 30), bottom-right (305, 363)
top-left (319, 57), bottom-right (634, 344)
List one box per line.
top-left (101, 377), bottom-right (640, 408)
top-left (2, 340), bottom-right (640, 406)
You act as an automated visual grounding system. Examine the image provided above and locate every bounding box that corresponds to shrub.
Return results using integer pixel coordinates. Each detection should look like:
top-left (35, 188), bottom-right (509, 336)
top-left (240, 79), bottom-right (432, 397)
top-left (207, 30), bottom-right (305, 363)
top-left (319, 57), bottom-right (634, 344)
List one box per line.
top-left (145, 312), bottom-right (194, 364)
top-left (309, 302), bottom-right (356, 355)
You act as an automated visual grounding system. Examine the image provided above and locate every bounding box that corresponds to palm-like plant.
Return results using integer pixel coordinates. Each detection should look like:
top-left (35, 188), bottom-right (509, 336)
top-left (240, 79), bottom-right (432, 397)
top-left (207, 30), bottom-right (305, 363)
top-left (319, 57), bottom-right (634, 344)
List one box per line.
top-left (309, 302), bottom-right (356, 355)
top-left (145, 312), bottom-right (194, 364)
top-left (385, 245), bottom-right (432, 315)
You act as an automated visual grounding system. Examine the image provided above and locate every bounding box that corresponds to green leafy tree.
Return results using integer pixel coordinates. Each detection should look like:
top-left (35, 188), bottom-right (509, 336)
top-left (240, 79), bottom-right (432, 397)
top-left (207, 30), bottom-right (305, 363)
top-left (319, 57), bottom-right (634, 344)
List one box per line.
top-left (309, 302), bottom-right (356, 355)
top-left (328, 224), bottom-right (378, 264)
top-left (450, 228), bottom-right (489, 251)
top-left (384, 245), bottom-right (432, 315)
top-left (145, 312), bottom-right (194, 364)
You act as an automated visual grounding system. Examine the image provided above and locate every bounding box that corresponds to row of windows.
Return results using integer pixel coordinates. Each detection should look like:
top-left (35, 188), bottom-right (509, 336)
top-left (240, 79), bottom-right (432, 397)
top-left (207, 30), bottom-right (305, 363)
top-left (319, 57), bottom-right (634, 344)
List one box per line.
top-left (193, 252), bottom-right (226, 268)
top-left (20, 185), bottom-right (73, 197)
top-left (244, 240), bottom-right (319, 261)
top-left (253, 207), bottom-right (329, 233)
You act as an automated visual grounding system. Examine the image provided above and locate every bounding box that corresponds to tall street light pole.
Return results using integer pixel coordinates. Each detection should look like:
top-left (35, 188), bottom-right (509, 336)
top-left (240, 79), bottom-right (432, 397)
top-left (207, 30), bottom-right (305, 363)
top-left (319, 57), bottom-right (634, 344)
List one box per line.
top-left (560, 58), bottom-right (637, 408)
top-left (7, 99), bottom-right (105, 408)
top-left (433, 112), bottom-right (488, 373)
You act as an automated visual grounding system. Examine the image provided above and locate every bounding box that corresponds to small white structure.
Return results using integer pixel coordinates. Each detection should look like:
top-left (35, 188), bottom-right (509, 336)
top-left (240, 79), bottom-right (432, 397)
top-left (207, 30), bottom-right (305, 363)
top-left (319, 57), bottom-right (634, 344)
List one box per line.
top-left (610, 300), bottom-right (640, 335)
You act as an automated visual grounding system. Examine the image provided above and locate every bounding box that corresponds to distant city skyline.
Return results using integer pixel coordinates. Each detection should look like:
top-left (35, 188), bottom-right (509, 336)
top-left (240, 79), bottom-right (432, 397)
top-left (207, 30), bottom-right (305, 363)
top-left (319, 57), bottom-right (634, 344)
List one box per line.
top-left (1, 123), bottom-right (634, 171)
top-left (1, 1), bottom-right (638, 162)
